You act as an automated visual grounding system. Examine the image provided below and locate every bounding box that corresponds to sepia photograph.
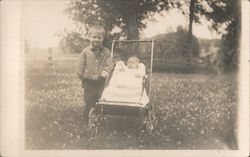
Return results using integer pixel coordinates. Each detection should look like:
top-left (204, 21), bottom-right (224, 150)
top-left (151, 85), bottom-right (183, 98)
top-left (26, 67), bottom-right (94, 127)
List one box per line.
top-left (1, 0), bottom-right (249, 156)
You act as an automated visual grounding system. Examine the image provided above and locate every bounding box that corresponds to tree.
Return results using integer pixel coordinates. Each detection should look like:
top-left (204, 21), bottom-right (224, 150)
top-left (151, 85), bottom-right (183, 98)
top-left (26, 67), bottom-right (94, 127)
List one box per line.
top-left (175, 0), bottom-right (241, 71)
top-left (65, 0), bottom-right (180, 55)
top-left (173, 0), bottom-right (203, 60)
top-left (65, 0), bottom-right (178, 40)
top-left (187, 0), bottom-right (195, 63)
top-left (196, 0), bottom-right (241, 71)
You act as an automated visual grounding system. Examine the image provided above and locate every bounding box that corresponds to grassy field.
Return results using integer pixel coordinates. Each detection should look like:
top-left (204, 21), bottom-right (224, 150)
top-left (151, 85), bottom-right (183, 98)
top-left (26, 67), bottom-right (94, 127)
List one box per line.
top-left (25, 59), bottom-right (238, 150)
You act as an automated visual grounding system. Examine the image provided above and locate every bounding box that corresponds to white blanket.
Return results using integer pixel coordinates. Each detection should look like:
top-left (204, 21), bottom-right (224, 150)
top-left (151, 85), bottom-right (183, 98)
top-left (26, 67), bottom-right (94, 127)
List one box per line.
top-left (101, 61), bottom-right (149, 106)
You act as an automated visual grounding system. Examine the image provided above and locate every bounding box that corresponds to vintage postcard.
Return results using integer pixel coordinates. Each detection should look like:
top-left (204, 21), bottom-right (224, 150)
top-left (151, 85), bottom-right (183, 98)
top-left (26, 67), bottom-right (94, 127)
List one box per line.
top-left (0, 0), bottom-right (249, 156)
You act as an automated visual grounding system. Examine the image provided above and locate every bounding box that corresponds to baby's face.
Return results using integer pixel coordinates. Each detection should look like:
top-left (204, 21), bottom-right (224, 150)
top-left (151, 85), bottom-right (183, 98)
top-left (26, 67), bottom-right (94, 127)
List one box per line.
top-left (127, 58), bottom-right (139, 69)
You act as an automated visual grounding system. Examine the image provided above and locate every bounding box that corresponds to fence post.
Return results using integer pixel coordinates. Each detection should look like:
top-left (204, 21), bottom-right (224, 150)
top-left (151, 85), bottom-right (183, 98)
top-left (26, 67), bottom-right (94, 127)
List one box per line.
top-left (48, 47), bottom-right (53, 65)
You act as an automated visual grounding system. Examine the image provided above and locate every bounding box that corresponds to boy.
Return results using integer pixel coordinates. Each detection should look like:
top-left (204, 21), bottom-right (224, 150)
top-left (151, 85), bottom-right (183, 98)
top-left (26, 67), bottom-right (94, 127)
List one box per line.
top-left (76, 25), bottom-right (114, 124)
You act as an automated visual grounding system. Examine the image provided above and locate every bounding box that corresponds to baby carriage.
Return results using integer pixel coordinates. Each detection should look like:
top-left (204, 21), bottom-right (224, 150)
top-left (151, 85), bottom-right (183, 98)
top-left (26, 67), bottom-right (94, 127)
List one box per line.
top-left (88, 40), bottom-right (156, 140)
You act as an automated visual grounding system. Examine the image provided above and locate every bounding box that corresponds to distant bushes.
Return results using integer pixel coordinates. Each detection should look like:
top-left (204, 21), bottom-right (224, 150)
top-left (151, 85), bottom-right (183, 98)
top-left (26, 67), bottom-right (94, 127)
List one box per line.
top-left (137, 29), bottom-right (204, 73)
top-left (59, 29), bottom-right (220, 73)
top-left (154, 28), bottom-right (200, 58)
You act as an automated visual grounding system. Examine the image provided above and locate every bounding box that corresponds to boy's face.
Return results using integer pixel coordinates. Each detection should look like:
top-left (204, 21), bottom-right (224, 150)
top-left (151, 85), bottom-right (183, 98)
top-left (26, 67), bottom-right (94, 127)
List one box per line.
top-left (127, 58), bottom-right (139, 69)
top-left (89, 30), bottom-right (104, 49)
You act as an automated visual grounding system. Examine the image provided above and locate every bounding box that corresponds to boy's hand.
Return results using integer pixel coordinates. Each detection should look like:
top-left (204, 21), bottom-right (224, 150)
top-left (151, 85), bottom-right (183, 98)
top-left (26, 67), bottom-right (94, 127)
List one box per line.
top-left (101, 71), bottom-right (109, 78)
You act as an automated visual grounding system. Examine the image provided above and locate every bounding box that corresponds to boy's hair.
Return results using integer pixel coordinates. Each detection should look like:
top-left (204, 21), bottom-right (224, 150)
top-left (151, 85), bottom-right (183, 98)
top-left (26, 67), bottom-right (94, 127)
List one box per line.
top-left (88, 24), bottom-right (105, 36)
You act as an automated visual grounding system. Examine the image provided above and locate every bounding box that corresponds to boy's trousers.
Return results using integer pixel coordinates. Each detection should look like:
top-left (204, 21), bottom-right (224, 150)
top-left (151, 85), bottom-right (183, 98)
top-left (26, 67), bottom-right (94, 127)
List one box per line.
top-left (82, 78), bottom-right (106, 123)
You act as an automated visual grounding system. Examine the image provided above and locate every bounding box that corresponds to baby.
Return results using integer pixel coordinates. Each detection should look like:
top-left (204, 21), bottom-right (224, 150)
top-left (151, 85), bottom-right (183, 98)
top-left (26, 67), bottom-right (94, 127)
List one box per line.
top-left (115, 56), bottom-right (145, 78)
top-left (101, 56), bottom-right (149, 105)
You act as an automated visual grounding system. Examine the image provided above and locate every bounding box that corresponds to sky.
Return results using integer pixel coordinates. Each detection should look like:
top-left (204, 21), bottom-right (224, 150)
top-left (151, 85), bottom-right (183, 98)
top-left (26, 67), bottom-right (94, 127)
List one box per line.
top-left (22, 0), bottom-right (221, 48)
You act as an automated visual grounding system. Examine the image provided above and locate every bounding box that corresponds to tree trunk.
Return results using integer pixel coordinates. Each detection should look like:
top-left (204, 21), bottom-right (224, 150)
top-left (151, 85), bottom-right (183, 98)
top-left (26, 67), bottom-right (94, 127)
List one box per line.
top-left (187, 0), bottom-right (195, 64)
top-left (127, 10), bottom-right (139, 40)
top-left (127, 10), bottom-right (139, 57)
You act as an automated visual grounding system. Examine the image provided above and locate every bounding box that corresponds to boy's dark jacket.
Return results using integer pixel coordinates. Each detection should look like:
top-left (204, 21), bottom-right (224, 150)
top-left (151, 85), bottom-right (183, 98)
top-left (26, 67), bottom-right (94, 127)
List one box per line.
top-left (76, 45), bottom-right (114, 87)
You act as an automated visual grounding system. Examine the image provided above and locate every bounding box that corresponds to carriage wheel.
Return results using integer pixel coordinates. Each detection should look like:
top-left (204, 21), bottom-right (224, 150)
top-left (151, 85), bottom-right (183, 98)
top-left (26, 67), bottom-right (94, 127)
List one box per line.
top-left (88, 107), bottom-right (101, 141)
top-left (136, 105), bottom-right (157, 144)
top-left (136, 108), bottom-right (147, 142)
top-left (143, 103), bottom-right (157, 135)
top-left (146, 106), bottom-right (156, 134)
